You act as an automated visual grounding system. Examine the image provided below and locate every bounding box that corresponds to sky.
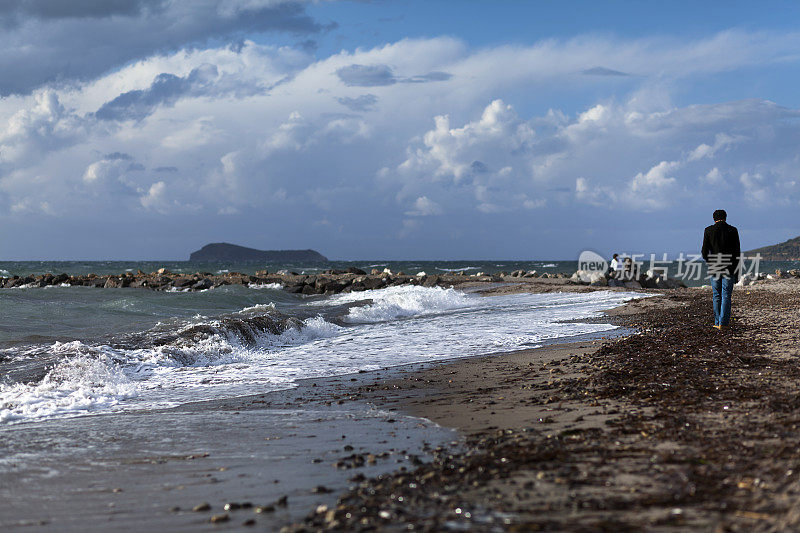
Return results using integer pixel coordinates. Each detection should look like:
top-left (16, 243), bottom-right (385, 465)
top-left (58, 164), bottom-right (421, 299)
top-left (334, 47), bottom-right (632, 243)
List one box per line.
top-left (1, 0), bottom-right (800, 260)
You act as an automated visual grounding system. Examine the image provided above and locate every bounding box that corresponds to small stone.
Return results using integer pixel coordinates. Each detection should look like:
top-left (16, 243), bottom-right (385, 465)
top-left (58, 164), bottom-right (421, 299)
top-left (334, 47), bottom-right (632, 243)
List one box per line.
top-left (312, 485), bottom-right (332, 494)
top-left (255, 505), bottom-right (275, 513)
top-left (242, 518), bottom-right (256, 526)
top-left (224, 502), bottom-right (241, 511)
top-left (209, 514), bottom-right (229, 523)
top-left (193, 502), bottom-right (211, 512)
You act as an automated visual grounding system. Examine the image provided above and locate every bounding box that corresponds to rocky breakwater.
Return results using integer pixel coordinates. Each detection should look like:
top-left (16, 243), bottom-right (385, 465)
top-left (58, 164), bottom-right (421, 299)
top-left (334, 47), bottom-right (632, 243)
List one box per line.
top-left (570, 269), bottom-right (687, 289)
top-left (0, 267), bottom-right (501, 295)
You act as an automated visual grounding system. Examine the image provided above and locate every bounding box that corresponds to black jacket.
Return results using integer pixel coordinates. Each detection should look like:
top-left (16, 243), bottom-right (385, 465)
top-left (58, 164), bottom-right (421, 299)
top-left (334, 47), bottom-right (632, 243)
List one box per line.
top-left (701, 221), bottom-right (741, 279)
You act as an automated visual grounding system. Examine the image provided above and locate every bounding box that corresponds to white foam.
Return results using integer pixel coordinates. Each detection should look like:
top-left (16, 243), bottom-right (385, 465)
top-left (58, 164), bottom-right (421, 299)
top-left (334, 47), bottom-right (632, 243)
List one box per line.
top-left (325, 285), bottom-right (473, 323)
top-left (248, 282), bottom-right (283, 290)
top-left (0, 344), bottom-right (136, 423)
top-left (0, 288), bottom-right (645, 424)
top-left (436, 266), bottom-right (478, 272)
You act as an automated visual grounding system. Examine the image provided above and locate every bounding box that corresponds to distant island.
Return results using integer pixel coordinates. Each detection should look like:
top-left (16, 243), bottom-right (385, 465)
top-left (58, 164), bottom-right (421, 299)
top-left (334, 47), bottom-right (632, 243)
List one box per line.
top-left (189, 243), bottom-right (328, 262)
top-left (747, 235), bottom-right (800, 261)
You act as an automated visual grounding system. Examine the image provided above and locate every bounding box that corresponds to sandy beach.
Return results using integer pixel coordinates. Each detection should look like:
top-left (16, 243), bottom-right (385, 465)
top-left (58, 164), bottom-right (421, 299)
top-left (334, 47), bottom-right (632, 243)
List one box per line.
top-left (285, 280), bottom-right (800, 531)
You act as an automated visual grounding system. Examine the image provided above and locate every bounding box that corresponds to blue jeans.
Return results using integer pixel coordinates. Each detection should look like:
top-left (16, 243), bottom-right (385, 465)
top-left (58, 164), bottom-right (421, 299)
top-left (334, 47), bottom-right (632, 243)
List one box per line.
top-left (711, 276), bottom-right (734, 326)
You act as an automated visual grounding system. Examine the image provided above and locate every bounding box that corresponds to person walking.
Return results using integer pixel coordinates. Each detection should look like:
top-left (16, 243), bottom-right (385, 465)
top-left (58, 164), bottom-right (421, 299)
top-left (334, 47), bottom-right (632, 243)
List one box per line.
top-left (701, 209), bottom-right (741, 329)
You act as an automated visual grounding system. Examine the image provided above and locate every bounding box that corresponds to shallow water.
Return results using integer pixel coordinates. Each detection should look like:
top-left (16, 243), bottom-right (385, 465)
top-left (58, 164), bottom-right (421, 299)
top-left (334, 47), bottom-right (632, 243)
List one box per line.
top-left (1, 281), bottom-right (643, 424)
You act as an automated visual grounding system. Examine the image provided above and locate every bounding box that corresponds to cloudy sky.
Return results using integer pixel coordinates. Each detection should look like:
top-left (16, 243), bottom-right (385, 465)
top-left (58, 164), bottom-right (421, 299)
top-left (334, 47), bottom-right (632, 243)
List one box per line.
top-left (2, 0), bottom-right (800, 260)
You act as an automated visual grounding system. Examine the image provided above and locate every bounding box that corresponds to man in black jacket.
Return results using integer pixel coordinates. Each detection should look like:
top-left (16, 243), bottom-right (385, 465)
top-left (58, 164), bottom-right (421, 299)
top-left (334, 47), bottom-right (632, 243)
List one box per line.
top-left (701, 209), bottom-right (741, 329)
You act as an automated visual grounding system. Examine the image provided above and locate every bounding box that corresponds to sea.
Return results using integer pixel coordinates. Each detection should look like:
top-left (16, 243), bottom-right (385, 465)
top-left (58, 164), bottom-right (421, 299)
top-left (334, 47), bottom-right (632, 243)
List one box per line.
top-left (0, 259), bottom-right (646, 425)
top-left (1, 258), bottom-right (797, 426)
top-left (5, 259), bottom-right (793, 529)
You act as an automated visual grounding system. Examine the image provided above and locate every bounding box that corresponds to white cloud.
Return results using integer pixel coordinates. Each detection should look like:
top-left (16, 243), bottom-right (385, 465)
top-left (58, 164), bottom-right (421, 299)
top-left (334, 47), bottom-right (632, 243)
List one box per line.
top-left (3, 30), bottom-right (800, 257)
top-left (405, 196), bottom-right (442, 216)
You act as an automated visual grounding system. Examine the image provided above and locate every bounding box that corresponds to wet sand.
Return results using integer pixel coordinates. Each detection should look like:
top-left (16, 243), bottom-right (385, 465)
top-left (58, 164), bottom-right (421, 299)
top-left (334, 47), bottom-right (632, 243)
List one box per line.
top-left (0, 371), bottom-right (459, 532)
top-left (287, 280), bottom-right (800, 531)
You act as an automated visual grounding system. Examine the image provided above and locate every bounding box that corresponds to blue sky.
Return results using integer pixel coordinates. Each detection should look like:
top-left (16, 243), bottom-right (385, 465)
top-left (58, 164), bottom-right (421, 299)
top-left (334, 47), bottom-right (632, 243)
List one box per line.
top-left (1, 1), bottom-right (799, 260)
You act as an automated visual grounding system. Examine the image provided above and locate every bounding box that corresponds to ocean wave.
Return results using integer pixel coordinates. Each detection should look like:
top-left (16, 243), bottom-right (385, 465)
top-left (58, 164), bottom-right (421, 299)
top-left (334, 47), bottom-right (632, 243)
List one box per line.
top-left (0, 269), bottom-right (10, 276)
top-left (436, 266), bottom-right (479, 272)
top-left (327, 285), bottom-right (473, 324)
top-left (0, 310), bottom-right (342, 424)
top-left (248, 282), bottom-right (283, 290)
top-left (0, 344), bottom-right (136, 423)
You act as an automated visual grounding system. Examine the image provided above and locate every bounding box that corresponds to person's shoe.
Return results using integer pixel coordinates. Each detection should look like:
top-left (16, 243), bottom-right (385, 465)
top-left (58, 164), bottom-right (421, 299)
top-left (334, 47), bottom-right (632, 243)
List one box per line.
top-left (712, 325), bottom-right (722, 330)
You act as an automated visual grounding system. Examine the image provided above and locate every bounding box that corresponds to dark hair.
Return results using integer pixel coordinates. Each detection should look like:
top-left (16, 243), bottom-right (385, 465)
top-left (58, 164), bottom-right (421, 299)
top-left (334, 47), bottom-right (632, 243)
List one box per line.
top-left (713, 209), bottom-right (727, 221)
top-left (613, 253), bottom-right (618, 258)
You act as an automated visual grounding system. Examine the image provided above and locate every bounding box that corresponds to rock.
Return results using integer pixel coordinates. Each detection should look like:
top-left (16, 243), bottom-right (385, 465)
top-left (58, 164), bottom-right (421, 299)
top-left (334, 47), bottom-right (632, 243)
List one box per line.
top-left (363, 277), bottom-right (385, 290)
top-left (301, 284), bottom-right (317, 295)
top-left (104, 277), bottom-right (121, 288)
top-left (156, 267), bottom-right (170, 275)
top-left (209, 514), bottom-right (229, 523)
top-left (193, 502), bottom-right (211, 512)
top-left (382, 268), bottom-right (393, 275)
top-left (370, 268), bottom-right (381, 275)
top-left (312, 485), bottom-right (333, 494)
top-left (255, 505), bottom-right (275, 513)
top-left (192, 278), bottom-right (213, 291)
top-left (589, 275), bottom-right (607, 287)
top-left (422, 275), bottom-right (439, 288)
top-left (623, 280), bottom-right (642, 289)
top-left (347, 267), bottom-right (366, 275)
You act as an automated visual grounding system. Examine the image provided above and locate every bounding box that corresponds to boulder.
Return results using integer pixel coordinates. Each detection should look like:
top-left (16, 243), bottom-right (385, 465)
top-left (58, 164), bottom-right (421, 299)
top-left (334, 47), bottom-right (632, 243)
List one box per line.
top-left (301, 284), bottom-right (316, 295)
top-left (347, 267), bottom-right (367, 275)
top-left (192, 278), bottom-right (213, 291)
top-left (422, 275), bottom-right (439, 288)
top-left (363, 277), bottom-right (385, 290)
top-left (285, 284), bottom-right (304, 294)
top-left (570, 270), bottom-right (599, 284)
top-left (589, 273), bottom-right (608, 286)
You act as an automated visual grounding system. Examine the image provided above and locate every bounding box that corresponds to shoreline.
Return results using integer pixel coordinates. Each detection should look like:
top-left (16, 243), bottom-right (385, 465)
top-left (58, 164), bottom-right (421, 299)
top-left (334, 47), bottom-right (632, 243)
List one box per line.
top-left (0, 289), bottom-right (641, 531)
top-left (286, 279), bottom-right (800, 531)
